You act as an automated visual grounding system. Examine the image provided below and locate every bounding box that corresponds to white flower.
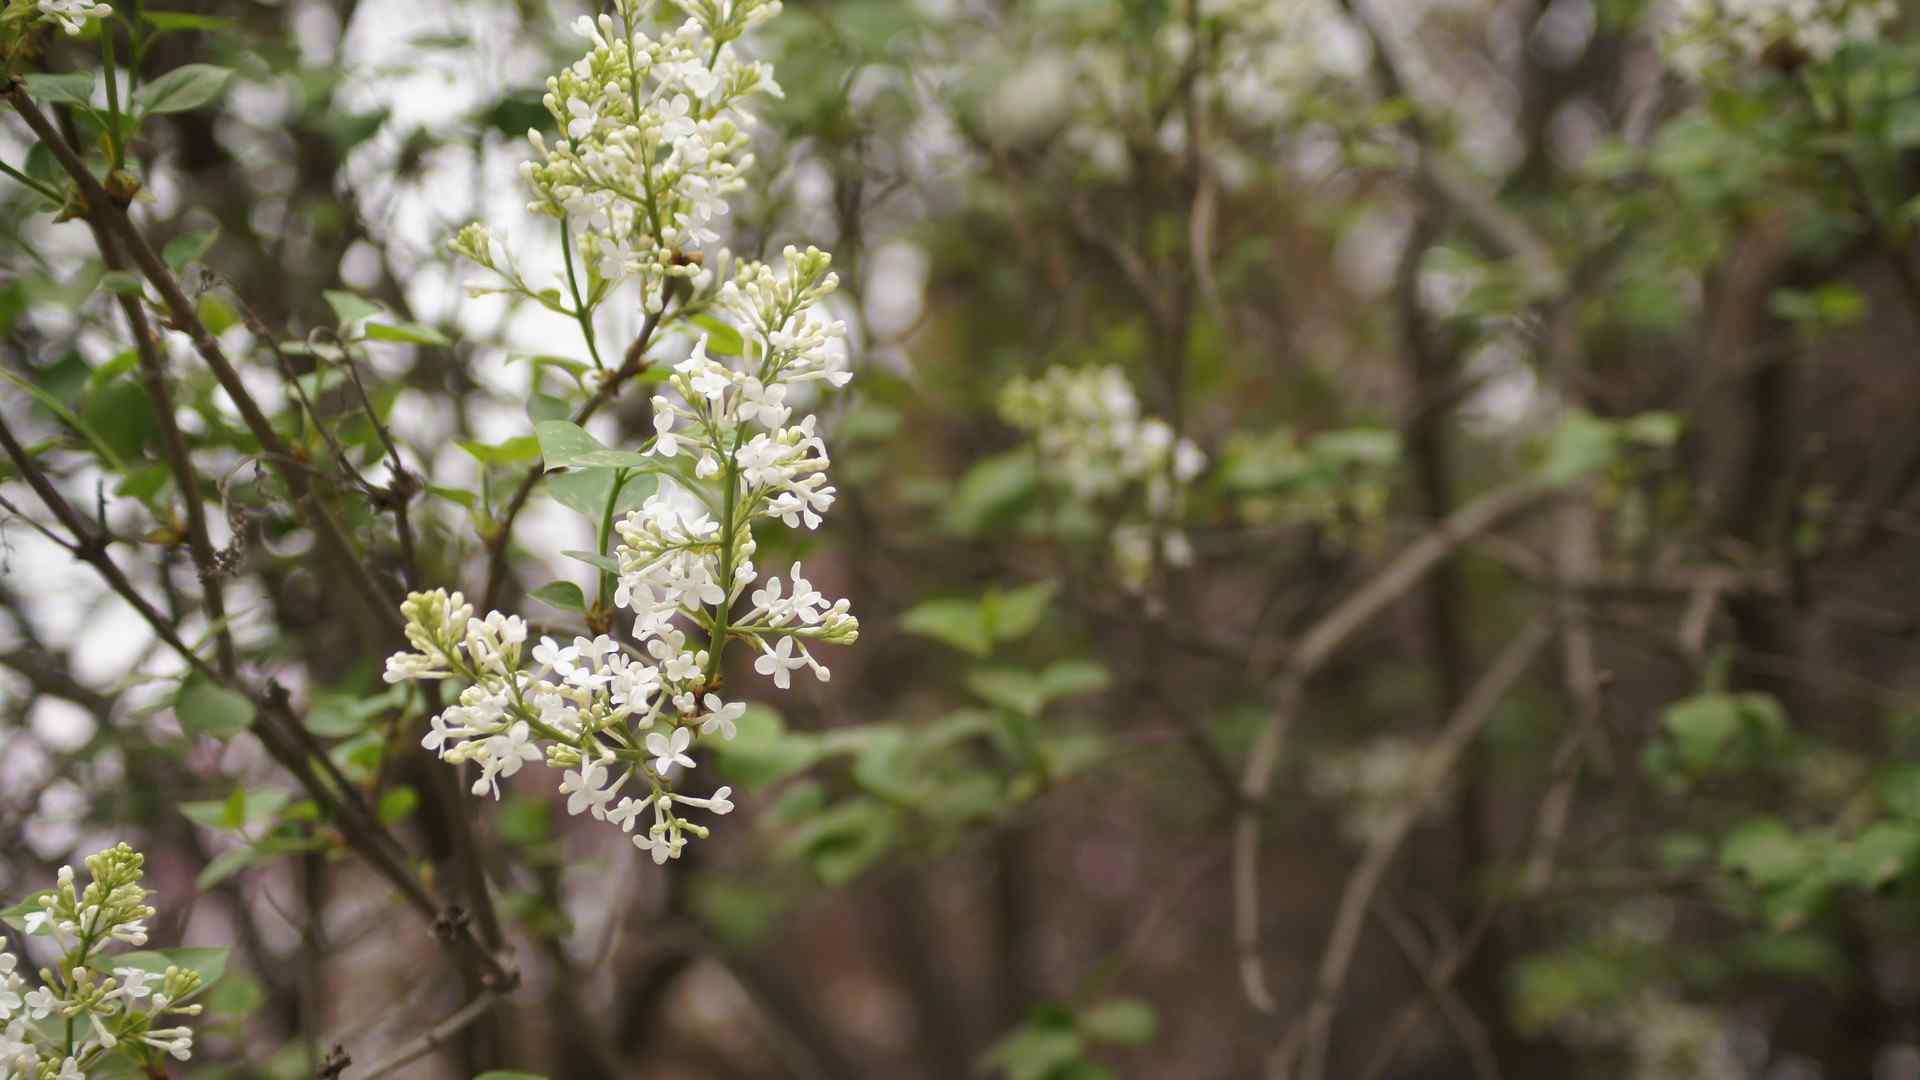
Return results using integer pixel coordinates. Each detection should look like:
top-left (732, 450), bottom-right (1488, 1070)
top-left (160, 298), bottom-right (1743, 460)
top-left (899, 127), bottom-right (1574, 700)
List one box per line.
top-left (698, 695), bottom-right (745, 739)
top-left (674, 786), bottom-right (734, 815)
top-left (108, 967), bottom-right (153, 1002)
top-left (36, 0), bottom-right (113, 36)
top-left (560, 759), bottom-right (615, 818)
top-left (645, 725), bottom-right (696, 775)
top-left (753, 635), bottom-right (808, 690)
top-left (532, 636), bottom-right (580, 677)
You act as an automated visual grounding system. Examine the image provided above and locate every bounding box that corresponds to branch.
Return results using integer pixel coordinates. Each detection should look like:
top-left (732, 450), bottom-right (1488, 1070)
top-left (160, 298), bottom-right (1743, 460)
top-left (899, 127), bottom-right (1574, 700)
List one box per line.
top-left (0, 415), bottom-right (512, 990)
top-left (1334, 0), bottom-right (1563, 287)
top-left (3, 77), bottom-right (400, 636)
top-left (1284, 615), bottom-right (1553, 1080)
top-left (5, 77), bottom-right (514, 972)
top-left (1233, 481), bottom-right (1556, 1013)
top-left (348, 992), bottom-right (498, 1080)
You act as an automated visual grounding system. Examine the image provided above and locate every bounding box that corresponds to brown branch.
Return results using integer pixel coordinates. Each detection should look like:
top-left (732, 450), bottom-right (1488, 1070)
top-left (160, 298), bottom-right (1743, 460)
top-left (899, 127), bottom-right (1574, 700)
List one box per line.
top-left (1283, 616), bottom-right (1553, 1080)
top-left (4, 77), bottom-right (519, 980)
top-left (348, 992), bottom-right (499, 1080)
top-left (1371, 897), bottom-right (1502, 1080)
top-left (1333, 0), bottom-right (1562, 287)
top-left (85, 213), bottom-right (240, 677)
top-left (1233, 480), bottom-right (1556, 1012)
top-left (0, 367), bottom-right (510, 996)
top-left (4, 78), bottom-right (400, 636)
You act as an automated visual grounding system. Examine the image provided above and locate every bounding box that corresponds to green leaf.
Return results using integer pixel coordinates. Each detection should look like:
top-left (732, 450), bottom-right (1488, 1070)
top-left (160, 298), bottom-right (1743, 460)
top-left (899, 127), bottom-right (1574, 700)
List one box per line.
top-left (306, 685), bottom-right (406, 738)
top-left (1721, 819), bottom-right (1815, 888)
top-left (1829, 822), bottom-right (1920, 889)
top-left (1538, 409), bottom-right (1618, 486)
top-left (365, 320), bottom-right (451, 346)
top-left (944, 450), bottom-right (1037, 535)
top-left (1879, 764), bottom-right (1920, 820)
top-left (199, 294), bottom-right (240, 335)
top-left (458, 436), bottom-right (541, 466)
top-left (142, 11), bottom-right (236, 32)
top-left (780, 797), bottom-right (898, 886)
top-left (546, 466), bottom-right (654, 521)
top-left (180, 787), bottom-right (289, 831)
top-left (534, 420), bottom-right (651, 469)
top-left (0, 899), bottom-right (38, 933)
top-left (379, 785), bottom-right (421, 825)
top-left (711, 705), bottom-right (820, 790)
top-left (900, 597), bottom-right (992, 657)
top-left (83, 377), bottom-right (154, 463)
top-left (23, 73), bottom-right (95, 110)
top-left (1, 369), bottom-right (127, 472)
top-left (980, 1024), bottom-right (1085, 1080)
top-left (194, 847), bottom-right (258, 890)
top-left (530, 581), bottom-right (587, 612)
top-left (968, 661), bottom-right (1107, 718)
top-left (562, 549), bottom-right (622, 575)
top-left (984, 580), bottom-right (1057, 643)
top-left (98, 271), bottom-right (145, 296)
top-left (116, 946), bottom-right (229, 995)
top-left (967, 669), bottom-right (1045, 718)
top-left (163, 228), bottom-right (218, 269)
top-left (1040, 659), bottom-right (1109, 701)
top-left (133, 64), bottom-right (235, 116)
top-left (324, 290), bottom-right (384, 325)
top-left (1662, 694), bottom-right (1742, 773)
top-left (1078, 998), bottom-right (1157, 1046)
top-left (175, 676), bottom-right (255, 738)
top-left (689, 313), bottom-right (746, 357)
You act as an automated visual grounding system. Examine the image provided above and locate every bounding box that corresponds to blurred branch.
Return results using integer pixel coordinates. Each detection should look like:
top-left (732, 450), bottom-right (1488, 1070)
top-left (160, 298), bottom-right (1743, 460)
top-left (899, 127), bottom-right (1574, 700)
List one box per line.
top-left (1281, 615), bottom-right (1552, 1080)
top-left (1333, 0), bottom-right (1562, 287)
top-left (350, 991), bottom-right (499, 1080)
top-left (1372, 896), bottom-right (1501, 1080)
top-left (1234, 480), bottom-right (1555, 1013)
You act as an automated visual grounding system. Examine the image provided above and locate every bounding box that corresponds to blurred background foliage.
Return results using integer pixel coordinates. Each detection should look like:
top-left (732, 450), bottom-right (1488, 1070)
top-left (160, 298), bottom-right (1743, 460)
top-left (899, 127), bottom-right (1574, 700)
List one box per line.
top-left (7, 0), bottom-right (1920, 1077)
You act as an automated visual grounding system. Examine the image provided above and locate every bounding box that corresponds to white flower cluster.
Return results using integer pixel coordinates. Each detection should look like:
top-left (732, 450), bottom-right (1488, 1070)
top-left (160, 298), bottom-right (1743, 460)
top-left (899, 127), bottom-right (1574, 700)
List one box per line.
top-left (1306, 735), bottom-right (1444, 846)
top-left (1557, 993), bottom-right (1742, 1080)
top-left (386, 246), bottom-right (857, 860)
top-left (999, 365), bottom-right (1206, 590)
top-left (2, 846), bottom-right (201, 1080)
top-left (29, 0), bottom-right (112, 36)
top-left (1665, 0), bottom-right (1897, 74)
top-left (451, 0), bottom-right (783, 315)
top-left (417, 0), bottom-right (856, 864)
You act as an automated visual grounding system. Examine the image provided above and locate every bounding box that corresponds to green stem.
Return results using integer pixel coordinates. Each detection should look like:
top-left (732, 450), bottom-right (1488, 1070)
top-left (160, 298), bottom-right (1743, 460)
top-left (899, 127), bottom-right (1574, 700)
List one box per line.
top-left (0, 159), bottom-right (64, 204)
top-left (100, 26), bottom-right (124, 171)
top-left (559, 219), bottom-right (608, 370)
top-left (596, 468), bottom-right (632, 611)
top-left (702, 429), bottom-right (746, 684)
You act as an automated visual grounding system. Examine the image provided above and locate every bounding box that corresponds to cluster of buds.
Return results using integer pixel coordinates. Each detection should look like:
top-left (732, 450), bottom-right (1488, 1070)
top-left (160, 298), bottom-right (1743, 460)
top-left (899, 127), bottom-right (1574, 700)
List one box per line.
top-left (2, 845), bottom-right (202, 1079)
top-left (451, 0), bottom-right (783, 316)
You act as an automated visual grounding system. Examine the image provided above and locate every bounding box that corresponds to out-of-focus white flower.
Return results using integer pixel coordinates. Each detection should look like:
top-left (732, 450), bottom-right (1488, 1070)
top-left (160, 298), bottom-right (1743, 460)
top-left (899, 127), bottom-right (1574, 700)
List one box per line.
top-left (35, 0), bottom-right (113, 36)
top-left (1664, 0), bottom-right (1897, 76)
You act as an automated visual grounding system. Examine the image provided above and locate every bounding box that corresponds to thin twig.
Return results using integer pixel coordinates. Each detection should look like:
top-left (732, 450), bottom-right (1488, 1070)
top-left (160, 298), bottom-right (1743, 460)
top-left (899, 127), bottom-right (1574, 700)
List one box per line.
top-left (1283, 615), bottom-right (1553, 1080)
top-left (1233, 481), bottom-right (1555, 1013)
top-left (349, 992), bottom-right (498, 1080)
